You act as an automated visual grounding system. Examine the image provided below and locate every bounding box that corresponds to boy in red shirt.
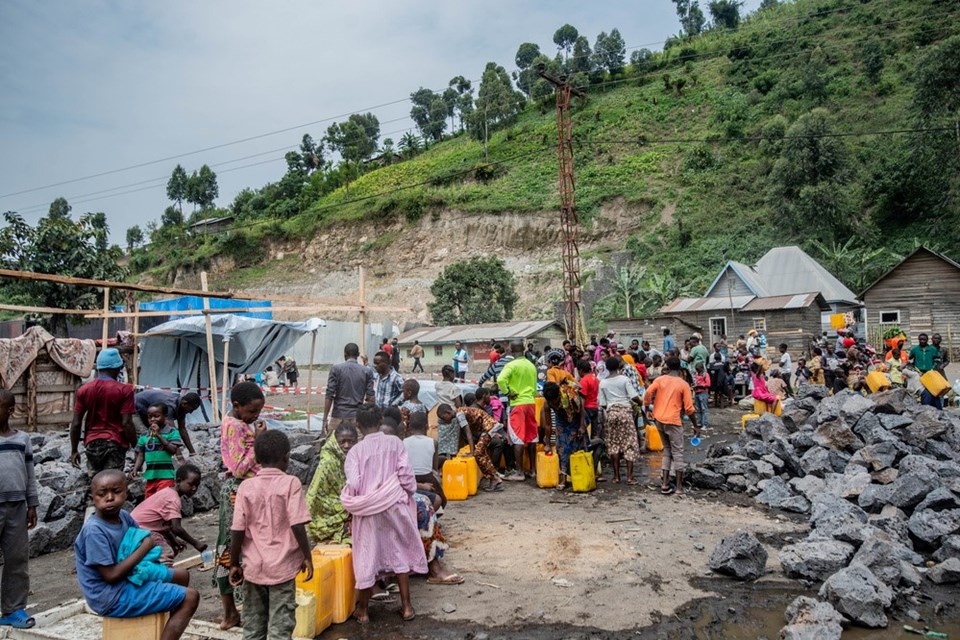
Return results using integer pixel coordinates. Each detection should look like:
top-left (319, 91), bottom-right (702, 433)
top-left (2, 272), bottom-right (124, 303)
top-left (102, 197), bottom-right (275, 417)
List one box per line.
top-left (576, 360), bottom-right (600, 438)
top-left (692, 362), bottom-right (711, 431)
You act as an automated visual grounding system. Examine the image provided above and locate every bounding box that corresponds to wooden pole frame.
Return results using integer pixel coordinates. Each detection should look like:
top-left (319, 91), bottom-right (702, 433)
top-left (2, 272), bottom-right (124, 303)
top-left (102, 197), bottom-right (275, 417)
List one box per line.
top-left (358, 266), bottom-right (367, 359)
top-left (200, 272), bottom-right (220, 423)
top-left (220, 338), bottom-right (231, 420)
top-left (100, 288), bottom-right (111, 347)
top-left (132, 301), bottom-right (140, 387)
top-left (304, 330), bottom-right (317, 419)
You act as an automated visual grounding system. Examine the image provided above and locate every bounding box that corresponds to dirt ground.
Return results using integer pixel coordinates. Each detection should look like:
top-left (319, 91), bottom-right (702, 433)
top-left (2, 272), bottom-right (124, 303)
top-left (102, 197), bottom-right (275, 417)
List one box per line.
top-left (26, 405), bottom-right (960, 639)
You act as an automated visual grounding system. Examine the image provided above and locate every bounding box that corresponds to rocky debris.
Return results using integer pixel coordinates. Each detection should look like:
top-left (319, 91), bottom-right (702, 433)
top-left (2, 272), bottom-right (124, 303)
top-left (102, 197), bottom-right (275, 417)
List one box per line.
top-left (927, 557), bottom-right (960, 584)
top-left (932, 535), bottom-right (960, 562)
top-left (779, 538), bottom-right (854, 581)
top-left (819, 563), bottom-right (893, 628)
top-left (708, 531), bottom-right (768, 581)
top-left (689, 384), bottom-right (960, 629)
top-left (24, 423), bottom-right (322, 556)
top-left (756, 477), bottom-right (810, 513)
top-left (779, 596), bottom-right (843, 640)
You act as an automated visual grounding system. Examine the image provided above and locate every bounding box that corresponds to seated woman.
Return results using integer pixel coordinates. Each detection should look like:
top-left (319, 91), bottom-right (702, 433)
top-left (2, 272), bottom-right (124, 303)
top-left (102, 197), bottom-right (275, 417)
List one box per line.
top-left (306, 423), bottom-right (358, 544)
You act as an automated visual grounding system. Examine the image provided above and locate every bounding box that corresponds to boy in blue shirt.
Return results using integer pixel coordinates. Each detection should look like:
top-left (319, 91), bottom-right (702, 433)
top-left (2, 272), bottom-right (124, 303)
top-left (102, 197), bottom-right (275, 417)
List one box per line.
top-left (75, 469), bottom-right (198, 639)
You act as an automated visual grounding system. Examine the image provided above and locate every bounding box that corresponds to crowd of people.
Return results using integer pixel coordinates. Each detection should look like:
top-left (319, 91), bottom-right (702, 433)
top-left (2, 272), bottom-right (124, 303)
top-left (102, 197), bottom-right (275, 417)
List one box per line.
top-left (0, 322), bottom-right (952, 640)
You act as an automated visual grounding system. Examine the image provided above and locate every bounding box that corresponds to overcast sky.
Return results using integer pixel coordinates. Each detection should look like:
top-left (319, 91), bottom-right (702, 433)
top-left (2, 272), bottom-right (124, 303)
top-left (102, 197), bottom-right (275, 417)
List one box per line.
top-left (0, 1), bottom-right (759, 242)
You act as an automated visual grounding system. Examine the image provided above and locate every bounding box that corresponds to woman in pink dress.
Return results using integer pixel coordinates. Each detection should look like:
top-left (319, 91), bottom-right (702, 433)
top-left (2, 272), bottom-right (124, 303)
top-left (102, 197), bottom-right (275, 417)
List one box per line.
top-left (341, 403), bottom-right (427, 623)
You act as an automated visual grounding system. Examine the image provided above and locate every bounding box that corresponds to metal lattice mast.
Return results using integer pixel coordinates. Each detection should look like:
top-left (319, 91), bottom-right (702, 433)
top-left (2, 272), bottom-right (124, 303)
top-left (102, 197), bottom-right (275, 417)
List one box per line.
top-left (538, 67), bottom-right (586, 345)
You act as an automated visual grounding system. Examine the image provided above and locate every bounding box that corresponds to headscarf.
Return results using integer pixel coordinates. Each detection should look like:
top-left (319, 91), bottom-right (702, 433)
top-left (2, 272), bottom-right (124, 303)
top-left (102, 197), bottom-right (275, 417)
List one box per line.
top-left (306, 435), bottom-right (351, 544)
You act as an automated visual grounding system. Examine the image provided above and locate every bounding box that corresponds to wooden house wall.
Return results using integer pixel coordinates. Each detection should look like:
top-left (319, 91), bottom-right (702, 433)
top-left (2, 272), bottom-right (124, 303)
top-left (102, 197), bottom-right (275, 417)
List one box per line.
top-left (709, 269), bottom-right (755, 298)
top-left (610, 308), bottom-right (822, 357)
top-left (862, 251), bottom-right (960, 344)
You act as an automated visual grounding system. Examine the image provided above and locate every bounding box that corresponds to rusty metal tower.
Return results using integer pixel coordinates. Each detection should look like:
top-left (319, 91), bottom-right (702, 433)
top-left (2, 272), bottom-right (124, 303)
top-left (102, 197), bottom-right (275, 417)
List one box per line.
top-left (538, 66), bottom-right (586, 345)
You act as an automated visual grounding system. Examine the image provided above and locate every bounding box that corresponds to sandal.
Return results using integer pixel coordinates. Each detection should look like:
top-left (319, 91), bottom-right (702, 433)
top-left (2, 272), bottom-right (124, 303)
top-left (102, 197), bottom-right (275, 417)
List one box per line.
top-left (660, 485), bottom-right (676, 495)
top-left (0, 610), bottom-right (35, 629)
top-left (402, 610), bottom-right (417, 622)
top-left (427, 573), bottom-right (465, 585)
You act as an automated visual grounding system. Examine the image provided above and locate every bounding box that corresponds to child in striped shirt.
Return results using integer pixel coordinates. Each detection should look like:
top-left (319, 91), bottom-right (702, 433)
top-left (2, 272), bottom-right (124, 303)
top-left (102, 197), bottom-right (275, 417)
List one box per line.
top-left (132, 403), bottom-right (183, 498)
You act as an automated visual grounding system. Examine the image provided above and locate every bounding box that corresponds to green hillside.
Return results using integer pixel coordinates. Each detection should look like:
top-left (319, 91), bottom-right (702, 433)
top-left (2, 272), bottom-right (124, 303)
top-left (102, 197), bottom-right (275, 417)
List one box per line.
top-left (134, 0), bottom-right (960, 318)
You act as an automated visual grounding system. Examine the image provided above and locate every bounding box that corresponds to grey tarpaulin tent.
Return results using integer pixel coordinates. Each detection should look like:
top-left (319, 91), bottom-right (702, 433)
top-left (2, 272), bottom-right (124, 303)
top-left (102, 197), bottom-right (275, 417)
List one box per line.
top-left (139, 314), bottom-right (325, 422)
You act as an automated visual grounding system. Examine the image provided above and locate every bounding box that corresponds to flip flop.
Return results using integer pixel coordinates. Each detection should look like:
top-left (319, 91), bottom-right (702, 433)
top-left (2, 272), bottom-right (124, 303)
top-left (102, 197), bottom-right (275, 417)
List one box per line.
top-left (427, 573), bottom-right (464, 585)
top-left (402, 611), bottom-right (417, 622)
top-left (660, 486), bottom-right (676, 495)
top-left (0, 609), bottom-right (35, 629)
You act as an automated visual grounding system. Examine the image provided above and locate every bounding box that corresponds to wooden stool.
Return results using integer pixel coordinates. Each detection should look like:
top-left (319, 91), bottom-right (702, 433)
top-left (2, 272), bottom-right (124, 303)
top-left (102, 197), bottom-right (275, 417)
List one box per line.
top-left (102, 612), bottom-right (169, 640)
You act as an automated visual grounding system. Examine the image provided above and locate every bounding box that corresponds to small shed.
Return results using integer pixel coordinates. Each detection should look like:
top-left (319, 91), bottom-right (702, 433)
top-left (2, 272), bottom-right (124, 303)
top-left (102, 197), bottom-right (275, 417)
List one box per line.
top-left (859, 247), bottom-right (960, 356)
top-left (0, 327), bottom-right (96, 431)
top-left (396, 320), bottom-right (565, 371)
top-left (188, 215), bottom-right (235, 236)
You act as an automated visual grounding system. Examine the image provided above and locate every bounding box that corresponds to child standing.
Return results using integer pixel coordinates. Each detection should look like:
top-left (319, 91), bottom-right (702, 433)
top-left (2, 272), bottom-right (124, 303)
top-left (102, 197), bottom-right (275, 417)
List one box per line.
top-left (435, 402), bottom-right (471, 464)
top-left (341, 404), bottom-right (426, 623)
top-left (0, 391), bottom-right (38, 630)
top-left (216, 382), bottom-right (266, 631)
top-left (399, 379), bottom-right (427, 429)
top-left (75, 470), bottom-right (198, 638)
top-left (229, 430), bottom-right (313, 640)
top-left (692, 363), bottom-right (711, 431)
top-left (576, 360), bottom-right (599, 438)
top-left (132, 403), bottom-right (183, 498)
top-left (131, 464), bottom-right (207, 564)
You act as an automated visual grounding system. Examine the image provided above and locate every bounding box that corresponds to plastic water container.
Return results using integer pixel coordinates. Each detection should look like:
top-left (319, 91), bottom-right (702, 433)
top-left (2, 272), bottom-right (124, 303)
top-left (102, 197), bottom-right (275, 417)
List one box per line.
top-left (457, 453), bottom-right (481, 496)
top-left (295, 550), bottom-right (335, 634)
top-left (690, 436), bottom-right (702, 447)
top-left (865, 370), bottom-right (892, 393)
top-left (741, 413), bottom-right (761, 430)
top-left (442, 458), bottom-right (469, 501)
top-left (645, 423), bottom-right (664, 451)
top-left (536, 450), bottom-right (559, 488)
top-left (315, 545), bottom-right (356, 624)
top-left (293, 589), bottom-right (317, 638)
top-left (200, 548), bottom-right (214, 570)
top-left (921, 370), bottom-right (951, 397)
top-left (753, 398), bottom-right (782, 416)
top-left (569, 450), bottom-right (596, 492)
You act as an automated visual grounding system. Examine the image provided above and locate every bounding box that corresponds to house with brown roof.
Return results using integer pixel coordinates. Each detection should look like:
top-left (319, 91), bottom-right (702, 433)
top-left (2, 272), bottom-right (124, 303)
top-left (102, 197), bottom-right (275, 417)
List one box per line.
top-left (608, 246), bottom-right (859, 355)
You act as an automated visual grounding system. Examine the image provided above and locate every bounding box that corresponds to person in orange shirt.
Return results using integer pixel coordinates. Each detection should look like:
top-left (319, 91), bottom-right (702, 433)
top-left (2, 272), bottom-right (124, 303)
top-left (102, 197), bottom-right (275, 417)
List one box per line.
top-left (546, 349), bottom-right (575, 385)
top-left (643, 357), bottom-right (700, 496)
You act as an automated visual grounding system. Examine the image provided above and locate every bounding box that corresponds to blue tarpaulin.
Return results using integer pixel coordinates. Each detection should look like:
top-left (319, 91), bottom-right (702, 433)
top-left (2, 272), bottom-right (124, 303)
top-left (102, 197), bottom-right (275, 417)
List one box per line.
top-left (137, 296), bottom-right (272, 319)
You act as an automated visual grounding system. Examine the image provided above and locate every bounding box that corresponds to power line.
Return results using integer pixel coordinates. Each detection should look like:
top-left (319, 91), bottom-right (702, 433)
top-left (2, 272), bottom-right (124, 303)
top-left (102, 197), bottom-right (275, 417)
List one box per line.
top-left (11, 123), bottom-right (421, 215)
top-left (0, 0), bottom-right (890, 201)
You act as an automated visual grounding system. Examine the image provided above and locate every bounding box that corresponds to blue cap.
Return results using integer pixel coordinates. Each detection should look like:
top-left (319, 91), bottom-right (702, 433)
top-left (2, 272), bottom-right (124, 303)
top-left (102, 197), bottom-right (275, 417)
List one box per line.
top-left (96, 348), bottom-right (124, 370)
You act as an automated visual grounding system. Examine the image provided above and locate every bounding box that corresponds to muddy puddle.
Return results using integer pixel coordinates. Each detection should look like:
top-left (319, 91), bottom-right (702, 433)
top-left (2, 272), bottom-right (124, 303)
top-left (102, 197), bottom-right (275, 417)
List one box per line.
top-left (317, 580), bottom-right (960, 639)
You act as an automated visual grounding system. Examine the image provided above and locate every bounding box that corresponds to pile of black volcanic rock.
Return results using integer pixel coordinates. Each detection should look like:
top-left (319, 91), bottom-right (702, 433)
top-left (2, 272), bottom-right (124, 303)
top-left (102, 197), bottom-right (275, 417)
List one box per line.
top-left (696, 386), bottom-right (960, 637)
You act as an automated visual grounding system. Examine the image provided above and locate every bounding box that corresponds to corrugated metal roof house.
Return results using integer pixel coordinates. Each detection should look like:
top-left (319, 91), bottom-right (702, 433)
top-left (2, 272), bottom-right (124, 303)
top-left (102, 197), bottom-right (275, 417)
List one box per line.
top-left (609, 247), bottom-right (855, 356)
top-left (396, 320), bottom-right (565, 371)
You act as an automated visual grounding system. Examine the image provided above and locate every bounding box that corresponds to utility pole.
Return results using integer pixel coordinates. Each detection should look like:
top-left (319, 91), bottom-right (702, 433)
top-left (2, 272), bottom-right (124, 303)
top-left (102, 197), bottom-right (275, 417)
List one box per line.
top-left (538, 65), bottom-right (586, 346)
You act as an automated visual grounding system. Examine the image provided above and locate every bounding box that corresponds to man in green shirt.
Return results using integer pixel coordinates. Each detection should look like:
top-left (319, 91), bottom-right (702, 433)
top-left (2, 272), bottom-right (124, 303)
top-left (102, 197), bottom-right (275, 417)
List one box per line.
top-left (497, 341), bottom-right (539, 482)
top-left (689, 336), bottom-right (710, 370)
top-left (909, 333), bottom-right (942, 373)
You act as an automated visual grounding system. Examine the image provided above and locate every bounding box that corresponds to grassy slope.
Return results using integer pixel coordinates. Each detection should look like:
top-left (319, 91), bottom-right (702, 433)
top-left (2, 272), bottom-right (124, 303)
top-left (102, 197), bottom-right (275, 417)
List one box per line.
top-left (156, 0), bottom-right (958, 298)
